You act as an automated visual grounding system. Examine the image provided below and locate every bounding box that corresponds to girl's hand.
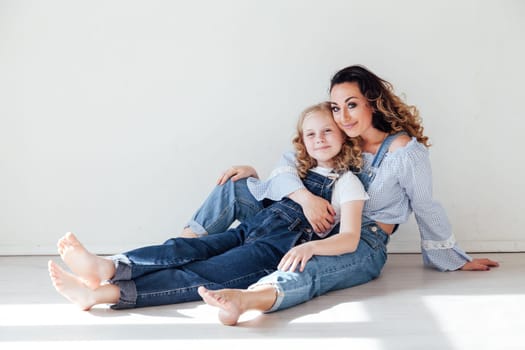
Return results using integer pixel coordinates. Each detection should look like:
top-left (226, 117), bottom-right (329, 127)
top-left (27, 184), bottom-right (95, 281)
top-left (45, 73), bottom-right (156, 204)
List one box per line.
top-left (217, 166), bottom-right (259, 185)
top-left (460, 258), bottom-right (499, 271)
top-left (278, 243), bottom-right (315, 273)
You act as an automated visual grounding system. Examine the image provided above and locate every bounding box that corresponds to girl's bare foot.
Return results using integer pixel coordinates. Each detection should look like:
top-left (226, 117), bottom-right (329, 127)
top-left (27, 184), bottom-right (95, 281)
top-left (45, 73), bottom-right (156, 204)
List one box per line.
top-left (57, 232), bottom-right (115, 289)
top-left (48, 260), bottom-right (97, 311)
top-left (198, 286), bottom-right (244, 326)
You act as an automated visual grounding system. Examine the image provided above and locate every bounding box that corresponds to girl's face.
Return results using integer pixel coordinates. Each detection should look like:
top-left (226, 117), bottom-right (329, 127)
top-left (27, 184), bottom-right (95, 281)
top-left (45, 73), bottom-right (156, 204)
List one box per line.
top-left (302, 111), bottom-right (345, 168)
top-left (329, 82), bottom-right (375, 138)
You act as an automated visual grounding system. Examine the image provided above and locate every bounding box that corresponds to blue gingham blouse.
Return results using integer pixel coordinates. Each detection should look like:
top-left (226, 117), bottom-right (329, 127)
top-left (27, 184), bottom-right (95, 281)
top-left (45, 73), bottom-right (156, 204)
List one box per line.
top-left (247, 137), bottom-right (472, 271)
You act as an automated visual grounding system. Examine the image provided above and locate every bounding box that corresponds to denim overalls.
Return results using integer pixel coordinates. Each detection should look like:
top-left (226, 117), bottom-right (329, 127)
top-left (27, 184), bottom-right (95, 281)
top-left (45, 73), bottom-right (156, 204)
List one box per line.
top-left (109, 170), bottom-right (335, 309)
top-left (257, 134), bottom-right (401, 311)
top-left (178, 133), bottom-right (404, 312)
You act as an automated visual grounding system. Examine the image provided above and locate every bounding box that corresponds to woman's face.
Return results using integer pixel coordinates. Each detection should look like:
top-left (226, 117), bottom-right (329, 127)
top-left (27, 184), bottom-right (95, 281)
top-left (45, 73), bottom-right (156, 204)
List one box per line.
top-left (329, 82), bottom-right (374, 138)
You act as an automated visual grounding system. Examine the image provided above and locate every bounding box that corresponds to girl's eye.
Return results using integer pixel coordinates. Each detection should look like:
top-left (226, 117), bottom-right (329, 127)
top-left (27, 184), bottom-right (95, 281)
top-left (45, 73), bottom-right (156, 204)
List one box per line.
top-left (331, 106), bottom-right (340, 113)
top-left (347, 102), bottom-right (357, 109)
top-left (324, 129), bottom-right (332, 133)
top-left (305, 133), bottom-right (315, 138)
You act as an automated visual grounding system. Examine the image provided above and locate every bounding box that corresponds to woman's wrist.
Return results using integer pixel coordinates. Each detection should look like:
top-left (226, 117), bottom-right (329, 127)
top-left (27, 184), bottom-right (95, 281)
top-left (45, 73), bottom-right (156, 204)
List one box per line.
top-left (288, 188), bottom-right (311, 206)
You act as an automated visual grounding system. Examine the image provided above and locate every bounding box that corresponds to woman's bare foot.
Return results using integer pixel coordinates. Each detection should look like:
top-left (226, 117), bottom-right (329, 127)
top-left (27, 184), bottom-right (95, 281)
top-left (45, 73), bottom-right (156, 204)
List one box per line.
top-left (198, 286), bottom-right (245, 326)
top-left (179, 227), bottom-right (199, 238)
top-left (48, 260), bottom-right (97, 311)
top-left (57, 232), bottom-right (115, 289)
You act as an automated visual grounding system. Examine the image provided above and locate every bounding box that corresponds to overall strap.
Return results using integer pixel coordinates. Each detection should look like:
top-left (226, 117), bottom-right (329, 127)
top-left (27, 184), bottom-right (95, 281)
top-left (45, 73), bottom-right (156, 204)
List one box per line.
top-left (303, 170), bottom-right (336, 201)
top-left (371, 131), bottom-right (408, 168)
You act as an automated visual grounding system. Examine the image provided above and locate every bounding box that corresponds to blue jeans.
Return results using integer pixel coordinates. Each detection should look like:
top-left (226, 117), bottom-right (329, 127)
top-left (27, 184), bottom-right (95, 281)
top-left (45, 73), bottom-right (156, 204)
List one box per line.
top-left (186, 178), bottom-right (388, 312)
top-left (110, 172), bottom-right (334, 309)
top-left (111, 222), bottom-right (291, 309)
top-left (185, 178), bottom-right (265, 236)
top-left (253, 222), bottom-right (388, 311)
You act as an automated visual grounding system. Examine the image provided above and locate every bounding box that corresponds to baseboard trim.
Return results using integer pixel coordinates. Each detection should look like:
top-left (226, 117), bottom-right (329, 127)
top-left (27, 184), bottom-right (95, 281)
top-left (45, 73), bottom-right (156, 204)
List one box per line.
top-left (1, 240), bottom-right (524, 256)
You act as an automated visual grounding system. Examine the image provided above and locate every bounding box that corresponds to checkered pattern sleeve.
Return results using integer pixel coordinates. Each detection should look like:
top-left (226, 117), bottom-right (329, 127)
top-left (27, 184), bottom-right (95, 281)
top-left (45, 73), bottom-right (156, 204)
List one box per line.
top-left (247, 151), bottom-right (305, 201)
top-left (395, 141), bottom-right (473, 271)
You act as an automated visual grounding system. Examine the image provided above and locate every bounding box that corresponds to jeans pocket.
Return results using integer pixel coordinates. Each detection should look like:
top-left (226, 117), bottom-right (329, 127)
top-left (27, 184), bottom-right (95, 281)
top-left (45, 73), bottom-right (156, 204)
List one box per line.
top-left (360, 231), bottom-right (380, 250)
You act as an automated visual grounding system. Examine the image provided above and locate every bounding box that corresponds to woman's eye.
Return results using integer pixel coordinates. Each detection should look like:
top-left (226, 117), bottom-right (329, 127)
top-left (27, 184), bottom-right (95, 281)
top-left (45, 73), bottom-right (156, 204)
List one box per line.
top-left (331, 106), bottom-right (340, 113)
top-left (347, 103), bottom-right (357, 109)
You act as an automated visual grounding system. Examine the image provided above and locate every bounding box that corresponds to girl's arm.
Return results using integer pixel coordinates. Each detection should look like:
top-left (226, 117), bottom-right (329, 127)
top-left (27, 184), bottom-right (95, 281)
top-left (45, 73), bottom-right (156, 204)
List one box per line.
top-left (278, 199), bottom-right (364, 272)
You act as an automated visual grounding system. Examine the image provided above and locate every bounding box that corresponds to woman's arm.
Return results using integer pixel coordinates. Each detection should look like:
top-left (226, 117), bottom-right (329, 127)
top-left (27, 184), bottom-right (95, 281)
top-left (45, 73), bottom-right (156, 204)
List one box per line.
top-left (288, 189), bottom-right (336, 233)
top-left (217, 166), bottom-right (258, 185)
top-left (398, 141), bottom-right (498, 271)
top-left (278, 200), bottom-right (364, 272)
top-left (215, 151), bottom-right (336, 233)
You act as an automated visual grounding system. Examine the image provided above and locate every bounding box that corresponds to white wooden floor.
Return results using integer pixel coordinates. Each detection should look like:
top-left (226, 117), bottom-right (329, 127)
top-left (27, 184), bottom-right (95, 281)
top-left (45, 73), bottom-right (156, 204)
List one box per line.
top-left (0, 253), bottom-right (524, 350)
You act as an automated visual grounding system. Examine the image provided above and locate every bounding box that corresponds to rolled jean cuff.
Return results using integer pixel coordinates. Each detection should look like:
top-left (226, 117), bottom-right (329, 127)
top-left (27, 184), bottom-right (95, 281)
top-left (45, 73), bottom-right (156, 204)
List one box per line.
top-left (110, 280), bottom-right (137, 310)
top-left (248, 281), bottom-right (284, 313)
top-left (184, 220), bottom-right (208, 237)
top-left (109, 254), bottom-right (132, 281)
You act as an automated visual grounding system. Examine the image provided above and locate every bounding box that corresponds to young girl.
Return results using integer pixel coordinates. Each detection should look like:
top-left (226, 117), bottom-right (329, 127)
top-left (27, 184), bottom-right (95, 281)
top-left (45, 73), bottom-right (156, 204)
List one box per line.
top-left (185, 65), bottom-right (498, 326)
top-left (48, 102), bottom-right (370, 311)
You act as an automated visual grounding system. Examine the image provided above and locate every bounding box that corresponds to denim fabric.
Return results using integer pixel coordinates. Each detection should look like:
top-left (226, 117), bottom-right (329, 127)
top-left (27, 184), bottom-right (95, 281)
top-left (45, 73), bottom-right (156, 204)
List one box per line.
top-left (109, 171), bottom-right (334, 309)
top-left (253, 222), bottom-right (388, 312)
top-left (185, 178), bottom-right (265, 236)
top-left (185, 139), bottom-right (400, 312)
top-left (355, 132), bottom-right (404, 191)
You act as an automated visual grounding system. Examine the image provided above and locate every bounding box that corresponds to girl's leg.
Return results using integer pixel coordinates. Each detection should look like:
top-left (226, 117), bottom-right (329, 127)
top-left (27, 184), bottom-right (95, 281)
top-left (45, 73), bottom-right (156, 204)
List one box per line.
top-left (48, 260), bottom-right (119, 311)
top-left (183, 178), bottom-right (264, 236)
top-left (111, 236), bottom-right (289, 309)
top-left (115, 229), bottom-right (246, 280)
top-left (57, 232), bottom-right (116, 289)
top-left (58, 229), bottom-right (246, 287)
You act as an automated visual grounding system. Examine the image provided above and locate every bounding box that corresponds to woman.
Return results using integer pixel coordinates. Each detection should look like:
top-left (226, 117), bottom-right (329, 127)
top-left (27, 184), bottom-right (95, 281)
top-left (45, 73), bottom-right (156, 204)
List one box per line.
top-left (183, 65), bottom-right (499, 325)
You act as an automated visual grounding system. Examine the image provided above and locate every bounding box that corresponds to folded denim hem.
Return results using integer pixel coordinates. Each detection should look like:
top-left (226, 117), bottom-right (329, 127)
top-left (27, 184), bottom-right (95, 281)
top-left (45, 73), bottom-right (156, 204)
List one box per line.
top-left (109, 254), bottom-right (132, 281)
top-left (248, 282), bottom-right (283, 313)
top-left (184, 220), bottom-right (208, 237)
top-left (110, 280), bottom-right (137, 310)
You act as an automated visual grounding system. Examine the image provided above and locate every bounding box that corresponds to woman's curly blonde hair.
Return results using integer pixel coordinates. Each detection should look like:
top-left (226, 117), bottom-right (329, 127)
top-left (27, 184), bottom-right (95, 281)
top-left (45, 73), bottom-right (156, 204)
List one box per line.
top-left (292, 102), bottom-right (363, 179)
top-left (330, 65), bottom-right (430, 147)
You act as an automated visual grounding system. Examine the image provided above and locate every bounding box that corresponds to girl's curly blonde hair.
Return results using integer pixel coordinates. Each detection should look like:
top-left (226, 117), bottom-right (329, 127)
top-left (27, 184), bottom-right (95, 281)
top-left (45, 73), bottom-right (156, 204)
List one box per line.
top-left (292, 102), bottom-right (363, 179)
top-left (330, 65), bottom-right (430, 147)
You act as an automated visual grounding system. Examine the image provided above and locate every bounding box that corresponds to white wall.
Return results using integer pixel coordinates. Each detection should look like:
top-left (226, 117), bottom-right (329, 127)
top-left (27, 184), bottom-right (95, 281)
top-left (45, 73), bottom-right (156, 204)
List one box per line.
top-left (1, 0), bottom-right (524, 255)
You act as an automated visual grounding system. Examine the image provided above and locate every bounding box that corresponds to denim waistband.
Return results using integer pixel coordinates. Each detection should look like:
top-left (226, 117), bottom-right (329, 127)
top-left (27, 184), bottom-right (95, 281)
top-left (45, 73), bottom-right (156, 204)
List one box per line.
top-left (361, 221), bottom-right (390, 245)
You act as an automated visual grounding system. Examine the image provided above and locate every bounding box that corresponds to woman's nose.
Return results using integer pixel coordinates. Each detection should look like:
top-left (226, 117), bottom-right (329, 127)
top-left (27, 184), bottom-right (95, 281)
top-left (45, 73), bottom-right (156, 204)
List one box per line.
top-left (341, 108), bottom-right (351, 122)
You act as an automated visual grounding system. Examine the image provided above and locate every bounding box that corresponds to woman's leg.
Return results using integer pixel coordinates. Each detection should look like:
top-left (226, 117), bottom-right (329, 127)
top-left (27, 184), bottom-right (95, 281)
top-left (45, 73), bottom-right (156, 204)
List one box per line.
top-left (198, 284), bottom-right (276, 326)
top-left (201, 225), bottom-right (389, 324)
top-left (183, 178), bottom-right (264, 236)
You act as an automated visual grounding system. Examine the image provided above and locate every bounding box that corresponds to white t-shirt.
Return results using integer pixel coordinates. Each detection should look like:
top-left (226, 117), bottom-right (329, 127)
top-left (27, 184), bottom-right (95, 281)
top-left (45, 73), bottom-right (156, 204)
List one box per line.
top-left (310, 166), bottom-right (369, 236)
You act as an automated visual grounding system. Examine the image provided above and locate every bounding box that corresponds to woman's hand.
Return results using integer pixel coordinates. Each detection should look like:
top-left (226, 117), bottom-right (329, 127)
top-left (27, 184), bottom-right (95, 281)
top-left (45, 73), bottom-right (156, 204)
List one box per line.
top-left (460, 258), bottom-right (499, 271)
top-left (289, 189), bottom-right (335, 233)
top-left (217, 165), bottom-right (259, 185)
top-left (278, 243), bottom-right (315, 273)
